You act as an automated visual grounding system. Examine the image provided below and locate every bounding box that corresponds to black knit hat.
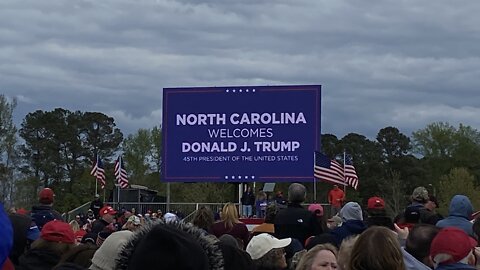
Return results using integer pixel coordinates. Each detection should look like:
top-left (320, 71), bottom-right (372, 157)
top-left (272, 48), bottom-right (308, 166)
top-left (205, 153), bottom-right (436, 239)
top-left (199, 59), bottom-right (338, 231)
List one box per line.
top-left (117, 221), bottom-right (224, 270)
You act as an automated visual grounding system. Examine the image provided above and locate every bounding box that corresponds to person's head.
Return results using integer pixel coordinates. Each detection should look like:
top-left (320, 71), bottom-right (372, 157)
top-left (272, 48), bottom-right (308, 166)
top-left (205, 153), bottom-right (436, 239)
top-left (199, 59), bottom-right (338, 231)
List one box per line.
top-left (308, 204), bottom-right (324, 218)
top-left (99, 206), bottom-right (117, 224)
top-left (39, 187), bottom-right (55, 205)
top-left (288, 183), bottom-right (307, 204)
top-left (349, 226), bottom-right (405, 270)
top-left (404, 205), bottom-right (421, 224)
top-left (246, 233), bottom-right (291, 270)
top-left (94, 194), bottom-right (100, 200)
top-left (125, 215), bottom-right (141, 231)
top-left (425, 195), bottom-right (439, 211)
top-left (405, 224), bottom-right (440, 267)
top-left (337, 235), bottom-right (359, 270)
top-left (90, 230), bottom-right (133, 270)
top-left (257, 191), bottom-right (267, 200)
top-left (339, 202), bottom-right (363, 222)
top-left (33, 220), bottom-right (76, 256)
top-left (264, 204), bottom-right (279, 224)
top-left (69, 220), bottom-right (80, 232)
top-left (221, 202), bottom-right (240, 228)
top-left (412, 186), bottom-right (429, 204)
top-left (296, 243), bottom-right (338, 270)
top-left (87, 209), bottom-right (94, 219)
top-left (192, 206), bottom-right (215, 231)
top-left (430, 227), bottom-right (477, 268)
top-left (367, 197), bottom-right (385, 211)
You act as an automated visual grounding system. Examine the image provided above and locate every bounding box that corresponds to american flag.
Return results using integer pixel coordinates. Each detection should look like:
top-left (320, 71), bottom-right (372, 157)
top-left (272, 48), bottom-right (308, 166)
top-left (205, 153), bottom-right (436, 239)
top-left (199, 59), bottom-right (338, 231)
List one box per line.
top-left (344, 154), bottom-right (359, 190)
top-left (90, 156), bottom-right (106, 189)
top-left (314, 151), bottom-right (347, 186)
top-left (115, 155), bottom-right (129, 189)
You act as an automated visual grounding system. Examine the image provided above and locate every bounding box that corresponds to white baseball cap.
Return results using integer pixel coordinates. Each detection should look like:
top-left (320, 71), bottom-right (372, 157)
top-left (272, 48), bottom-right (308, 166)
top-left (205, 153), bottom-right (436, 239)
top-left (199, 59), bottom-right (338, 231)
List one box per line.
top-left (246, 233), bottom-right (291, 260)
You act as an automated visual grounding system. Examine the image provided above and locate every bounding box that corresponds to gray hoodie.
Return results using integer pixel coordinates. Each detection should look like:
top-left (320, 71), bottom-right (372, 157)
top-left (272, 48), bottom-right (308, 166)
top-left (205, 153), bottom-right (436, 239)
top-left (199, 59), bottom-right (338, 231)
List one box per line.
top-left (402, 247), bottom-right (431, 270)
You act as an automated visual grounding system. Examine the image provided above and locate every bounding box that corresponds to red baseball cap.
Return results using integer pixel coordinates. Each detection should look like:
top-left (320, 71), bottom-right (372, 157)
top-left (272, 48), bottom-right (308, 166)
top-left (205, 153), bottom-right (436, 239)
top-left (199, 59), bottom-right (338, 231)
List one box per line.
top-left (99, 206), bottom-right (117, 217)
top-left (367, 196), bottom-right (385, 210)
top-left (430, 227), bottom-right (477, 265)
top-left (39, 188), bottom-right (55, 204)
top-left (41, 220), bottom-right (75, 244)
top-left (308, 204), bottom-right (324, 217)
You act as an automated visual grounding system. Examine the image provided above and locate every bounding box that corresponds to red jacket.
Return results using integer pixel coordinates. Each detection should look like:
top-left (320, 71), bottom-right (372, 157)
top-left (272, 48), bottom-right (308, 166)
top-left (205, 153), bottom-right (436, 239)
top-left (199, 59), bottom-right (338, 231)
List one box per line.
top-left (328, 188), bottom-right (345, 207)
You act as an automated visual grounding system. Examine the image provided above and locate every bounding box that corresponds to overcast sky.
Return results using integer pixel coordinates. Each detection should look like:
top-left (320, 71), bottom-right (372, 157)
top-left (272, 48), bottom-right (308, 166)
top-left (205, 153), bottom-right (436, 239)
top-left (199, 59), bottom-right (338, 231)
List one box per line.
top-left (1, 0), bottom-right (480, 140)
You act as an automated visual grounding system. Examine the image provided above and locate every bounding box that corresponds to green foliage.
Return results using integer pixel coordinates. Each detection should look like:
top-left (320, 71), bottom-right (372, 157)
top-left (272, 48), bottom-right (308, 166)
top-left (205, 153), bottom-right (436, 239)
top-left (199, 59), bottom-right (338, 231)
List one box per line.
top-left (437, 167), bottom-right (480, 215)
top-left (0, 95), bottom-right (18, 205)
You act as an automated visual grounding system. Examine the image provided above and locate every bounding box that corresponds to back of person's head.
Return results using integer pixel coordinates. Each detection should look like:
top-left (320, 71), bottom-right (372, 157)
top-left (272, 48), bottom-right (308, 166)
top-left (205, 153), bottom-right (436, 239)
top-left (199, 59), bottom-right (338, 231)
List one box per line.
top-left (336, 235), bottom-right (359, 270)
top-left (39, 187), bottom-right (55, 205)
top-left (221, 203), bottom-right (240, 228)
top-left (340, 202), bottom-right (363, 222)
top-left (296, 243), bottom-right (338, 270)
top-left (349, 226), bottom-right (405, 270)
top-left (264, 204), bottom-right (278, 224)
top-left (404, 205), bottom-right (421, 224)
top-left (287, 183), bottom-right (306, 203)
top-left (90, 230), bottom-right (133, 270)
top-left (247, 233), bottom-right (291, 270)
top-left (192, 206), bottom-right (214, 232)
top-left (430, 226), bottom-right (477, 268)
top-left (411, 186), bottom-right (429, 204)
top-left (33, 220), bottom-right (75, 256)
top-left (117, 221), bottom-right (224, 270)
top-left (405, 224), bottom-right (440, 266)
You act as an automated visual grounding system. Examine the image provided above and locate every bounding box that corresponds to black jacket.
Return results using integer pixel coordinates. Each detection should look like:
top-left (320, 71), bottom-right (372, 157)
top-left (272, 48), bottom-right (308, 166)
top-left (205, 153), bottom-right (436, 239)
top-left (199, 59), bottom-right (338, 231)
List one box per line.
top-left (17, 248), bottom-right (61, 270)
top-left (30, 205), bottom-right (63, 230)
top-left (273, 203), bottom-right (321, 246)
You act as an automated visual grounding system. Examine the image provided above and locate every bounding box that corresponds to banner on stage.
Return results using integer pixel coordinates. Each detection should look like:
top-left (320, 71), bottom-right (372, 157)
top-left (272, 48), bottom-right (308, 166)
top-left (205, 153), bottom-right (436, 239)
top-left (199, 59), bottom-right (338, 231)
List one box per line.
top-left (162, 85), bottom-right (321, 182)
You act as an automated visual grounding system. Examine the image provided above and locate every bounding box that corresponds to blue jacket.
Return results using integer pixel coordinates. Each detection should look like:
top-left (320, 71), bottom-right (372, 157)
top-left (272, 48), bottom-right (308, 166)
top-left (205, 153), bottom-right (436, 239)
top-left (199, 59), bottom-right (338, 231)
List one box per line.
top-left (0, 203), bottom-right (14, 267)
top-left (436, 195), bottom-right (474, 236)
top-left (402, 247), bottom-right (431, 270)
top-left (435, 262), bottom-right (476, 270)
top-left (330, 220), bottom-right (367, 247)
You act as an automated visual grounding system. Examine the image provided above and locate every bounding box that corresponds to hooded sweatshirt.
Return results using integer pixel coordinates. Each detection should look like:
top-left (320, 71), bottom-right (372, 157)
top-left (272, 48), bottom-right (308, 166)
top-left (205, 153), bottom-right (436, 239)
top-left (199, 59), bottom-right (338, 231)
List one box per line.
top-left (436, 195), bottom-right (474, 237)
top-left (330, 202), bottom-right (367, 246)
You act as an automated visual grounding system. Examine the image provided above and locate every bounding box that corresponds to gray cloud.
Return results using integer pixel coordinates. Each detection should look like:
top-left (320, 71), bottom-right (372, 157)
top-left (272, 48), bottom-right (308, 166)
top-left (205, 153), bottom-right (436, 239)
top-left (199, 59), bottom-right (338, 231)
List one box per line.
top-left (1, 0), bottom-right (480, 140)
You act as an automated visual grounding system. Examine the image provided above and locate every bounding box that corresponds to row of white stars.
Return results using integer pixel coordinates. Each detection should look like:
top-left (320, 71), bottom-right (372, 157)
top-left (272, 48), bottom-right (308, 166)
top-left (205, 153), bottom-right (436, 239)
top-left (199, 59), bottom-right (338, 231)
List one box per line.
top-left (225, 176), bottom-right (255, 180)
top-left (225, 88), bottom-right (256, 93)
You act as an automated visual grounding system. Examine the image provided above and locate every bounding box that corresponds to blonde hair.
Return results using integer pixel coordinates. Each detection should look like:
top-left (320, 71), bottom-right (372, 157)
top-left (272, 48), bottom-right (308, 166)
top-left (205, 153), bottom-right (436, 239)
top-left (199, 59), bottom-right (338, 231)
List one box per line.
top-left (296, 243), bottom-right (338, 270)
top-left (337, 235), bottom-right (359, 270)
top-left (349, 226), bottom-right (405, 270)
top-left (221, 202), bottom-right (241, 229)
top-left (69, 220), bottom-right (80, 232)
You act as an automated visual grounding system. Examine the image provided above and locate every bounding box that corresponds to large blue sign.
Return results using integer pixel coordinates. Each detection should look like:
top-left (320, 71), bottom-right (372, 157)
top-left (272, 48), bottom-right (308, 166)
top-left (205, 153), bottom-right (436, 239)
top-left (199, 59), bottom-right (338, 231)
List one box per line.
top-left (162, 85), bottom-right (321, 182)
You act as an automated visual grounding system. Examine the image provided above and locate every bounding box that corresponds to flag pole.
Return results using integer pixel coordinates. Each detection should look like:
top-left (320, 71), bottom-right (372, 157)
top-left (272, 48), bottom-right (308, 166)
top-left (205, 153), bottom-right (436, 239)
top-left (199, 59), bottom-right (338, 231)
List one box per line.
top-left (343, 150), bottom-right (347, 197)
top-left (313, 152), bottom-right (317, 202)
top-left (117, 156), bottom-right (121, 210)
top-left (94, 155), bottom-right (98, 196)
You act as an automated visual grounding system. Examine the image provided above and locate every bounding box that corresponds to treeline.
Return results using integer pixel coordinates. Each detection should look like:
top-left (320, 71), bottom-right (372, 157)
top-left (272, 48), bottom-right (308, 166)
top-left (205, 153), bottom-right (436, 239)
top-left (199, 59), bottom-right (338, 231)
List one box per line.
top-left (1, 94), bottom-right (480, 214)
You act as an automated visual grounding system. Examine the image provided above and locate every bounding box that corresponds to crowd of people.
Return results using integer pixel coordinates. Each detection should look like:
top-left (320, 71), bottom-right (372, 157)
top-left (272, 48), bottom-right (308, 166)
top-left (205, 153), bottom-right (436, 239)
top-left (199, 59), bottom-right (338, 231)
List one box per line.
top-left (1, 184), bottom-right (480, 269)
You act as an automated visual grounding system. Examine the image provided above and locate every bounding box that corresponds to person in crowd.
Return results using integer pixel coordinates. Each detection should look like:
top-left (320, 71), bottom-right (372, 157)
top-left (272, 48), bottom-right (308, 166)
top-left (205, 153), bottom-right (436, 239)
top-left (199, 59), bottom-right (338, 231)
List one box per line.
top-left (327, 215), bottom-right (342, 231)
top-left (163, 212), bottom-right (179, 223)
top-left (396, 205), bottom-right (421, 230)
top-left (116, 221), bottom-right (225, 270)
top-left (424, 195), bottom-right (443, 224)
top-left (241, 186), bottom-right (255, 218)
top-left (89, 194), bottom-right (103, 218)
top-left (274, 191), bottom-right (287, 206)
top-left (402, 224), bottom-right (440, 270)
top-left (70, 220), bottom-right (87, 243)
top-left (246, 233), bottom-right (291, 270)
top-left (274, 183), bottom-right (321, 247)
top-left (18, 220), bottom-right (76, 270)
top-left (210, 203), bottom-right (249, 249)
top-left (251, 204), bottom-right (278, 237)
top-left (328, 185), bottom-right (345, 216)
top-left (296, 243), bottom-right (338, 270)
top-left (436, 194), bottom-right (474, 237)
top-left (121, 215), bottom-right (141, 232)
top-left (349, 226), bottom-right (406, 270)
top-left (1, 203), bottom-right (14, 270)
top-left (364, 196), bottom-right (394, 230)
top-left (55, 244), bottom-right (98, 269)
top-left (192, 206), bottom-right (215, 232)
top-left (256, 191), bottom-right (268, 218)
top-left (7, 208), bottom-right (39, 266)
top-left (217, 234), bottom-right (255, 270)
top-left (89, 230), bottom-right (133, 270)
top-left (86, 210), bottom-right (96, 224)
top-left (408, 186), bottom-right (438, 225)
top-left (304, 233), bottom-right (338, 251)
top-left (91, 206), bottom-right (117, 237)
top-left (336, 235), bottom-right (359, 270)
top-left (30, 187), bottom-right (63, 230)
top-left (330, 202), bottom-right (366, 247)
top-left (430, 227), bottom-right (477, 270)
top-left (308, 203), bottom-right (329, 233)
